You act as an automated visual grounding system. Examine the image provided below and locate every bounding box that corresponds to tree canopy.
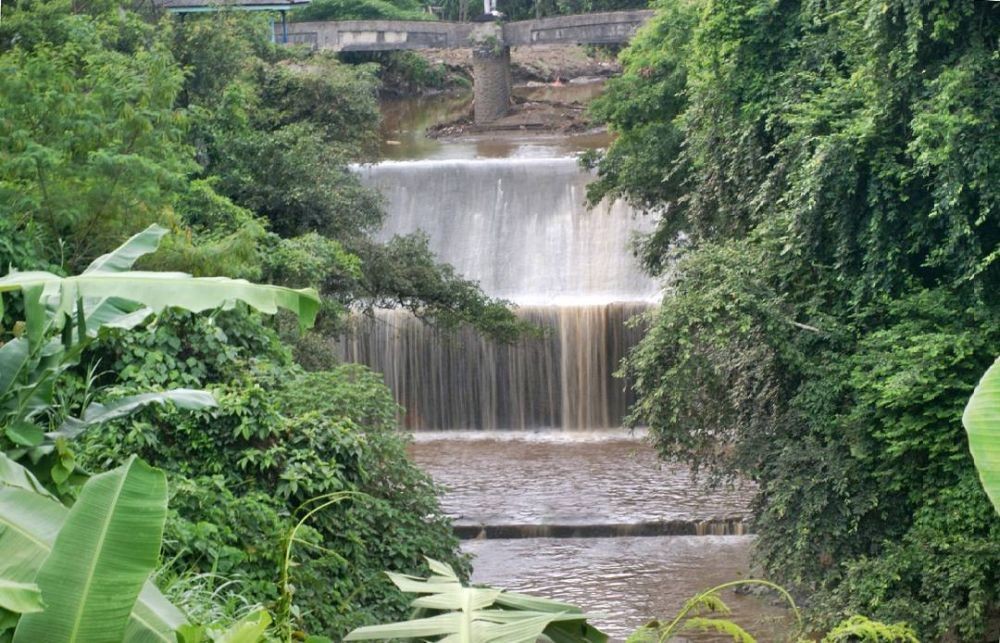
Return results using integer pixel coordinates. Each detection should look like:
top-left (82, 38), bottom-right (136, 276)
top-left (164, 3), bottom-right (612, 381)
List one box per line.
top-left (589, 0), bottom-right (999, 637)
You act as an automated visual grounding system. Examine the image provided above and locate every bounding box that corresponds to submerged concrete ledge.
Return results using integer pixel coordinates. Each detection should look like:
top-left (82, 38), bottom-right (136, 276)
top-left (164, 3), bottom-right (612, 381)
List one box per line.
top-left (454, 518), bottom-right (751, 540)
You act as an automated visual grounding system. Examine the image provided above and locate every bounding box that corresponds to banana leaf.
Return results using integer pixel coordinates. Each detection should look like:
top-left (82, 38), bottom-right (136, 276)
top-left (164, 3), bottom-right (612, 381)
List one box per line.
top-left (963, 356), bottom-right (1000, 512)
top-left (345, 559), bottom-right (607, 643)
top-left (0, 458), bottom-right (183, 642)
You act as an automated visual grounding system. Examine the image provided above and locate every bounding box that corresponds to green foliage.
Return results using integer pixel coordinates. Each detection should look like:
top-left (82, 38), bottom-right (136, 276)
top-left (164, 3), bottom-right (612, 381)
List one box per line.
top-left (591, 0), bottom-right (1000, 638)
top-left (0, 225), bottom-right (317, 494)
top-left (626, 579), bottom-right (800, 643)
top-left (13, 456), bottom-right (168, 643)
top-left (293, 0), bottom-right (432, 22)
top-left (822, 615), bottom-right (918, 643)
top-left (344, 558), bottom-right (607, 642)
top-left (0, 456), bottom-right (186, 642)
top-left (176, 608), bottom-right (273, 643)
top-left (79, 314), bottom-right (468, 638)
top-left (0, 8), bottom-right (191, 272)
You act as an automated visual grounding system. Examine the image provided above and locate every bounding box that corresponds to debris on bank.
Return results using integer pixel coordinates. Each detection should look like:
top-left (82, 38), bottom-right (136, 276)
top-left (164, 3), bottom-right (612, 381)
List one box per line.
top-left (417, 43), bottom-right (622, 86)
top-left (426, 94), bottom-right (597, 137)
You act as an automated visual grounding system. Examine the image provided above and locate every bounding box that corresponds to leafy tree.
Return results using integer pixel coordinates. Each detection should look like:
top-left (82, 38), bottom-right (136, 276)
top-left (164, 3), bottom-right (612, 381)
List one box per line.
top-left (293, 0), bottom-right (432, 22)
top-left (590, 0), bottom-right (1000, 637)
top-left (0, 15), bottom-right (191, 271)
top-left (0, 1), bottom-right (515, 636)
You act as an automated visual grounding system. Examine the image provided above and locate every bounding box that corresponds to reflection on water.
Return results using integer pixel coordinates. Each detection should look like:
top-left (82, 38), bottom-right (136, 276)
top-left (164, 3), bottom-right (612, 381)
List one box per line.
top-left (409, 435), bottom-right (750, 526)
top-left (379, 91), bottom-right (472, 159)
top-left (379, 82), bottom-right (613, 160)
top-left (464, 536), bottom-right (795, 641)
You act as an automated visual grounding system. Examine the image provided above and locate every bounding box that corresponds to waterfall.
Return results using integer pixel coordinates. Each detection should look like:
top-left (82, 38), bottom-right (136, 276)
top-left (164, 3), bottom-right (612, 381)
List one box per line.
top-left (345, 157), bottom-right (658, 429)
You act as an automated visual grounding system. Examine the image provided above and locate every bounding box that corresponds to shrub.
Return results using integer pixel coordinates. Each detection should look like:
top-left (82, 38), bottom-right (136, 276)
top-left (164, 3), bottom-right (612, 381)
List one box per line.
top-left (79, 310), bottom-right (468, 638)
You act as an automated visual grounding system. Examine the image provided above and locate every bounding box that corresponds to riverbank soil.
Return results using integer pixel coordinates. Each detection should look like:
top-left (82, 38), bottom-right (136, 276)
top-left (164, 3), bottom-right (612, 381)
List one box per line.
top-left (409, 44), bottom-right (617, 137)
top-left (426, 93), bottom-right (594, 137)
top-left (408, 45), bottom-right (608, 139)
top-left (417, 44), bottom-right (622, 84)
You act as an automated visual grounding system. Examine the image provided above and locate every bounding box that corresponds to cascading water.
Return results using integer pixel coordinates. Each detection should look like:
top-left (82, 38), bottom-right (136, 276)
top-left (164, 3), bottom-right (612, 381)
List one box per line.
top-left (344, 114), bottom-right (777, 636)
top-left (342, 157), bottom-right (659, 429)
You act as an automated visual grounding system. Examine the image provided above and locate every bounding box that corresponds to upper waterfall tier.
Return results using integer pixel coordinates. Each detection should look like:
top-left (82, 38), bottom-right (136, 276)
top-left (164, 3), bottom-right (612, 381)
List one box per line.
top-left (355, 157), bottom-right (660, 305)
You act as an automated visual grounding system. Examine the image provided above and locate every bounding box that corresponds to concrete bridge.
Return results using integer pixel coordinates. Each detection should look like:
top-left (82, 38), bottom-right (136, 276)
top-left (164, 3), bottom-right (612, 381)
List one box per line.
top-left (286, 10), bottom-right (654, 122)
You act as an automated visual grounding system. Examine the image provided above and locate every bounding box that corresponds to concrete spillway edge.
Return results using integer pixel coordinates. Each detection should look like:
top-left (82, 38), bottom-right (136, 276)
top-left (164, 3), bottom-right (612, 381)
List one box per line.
top-left (454, 517), bottom-right (752, 540)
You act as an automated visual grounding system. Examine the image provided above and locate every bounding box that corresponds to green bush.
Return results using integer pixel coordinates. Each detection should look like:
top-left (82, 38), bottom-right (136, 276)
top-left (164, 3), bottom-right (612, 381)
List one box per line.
top-left (79, 310), bottom-right (468, 638)
top-left (293, 0), bottom-right (432, 22)
top-left (590, 0), bottom-right (1000, 637)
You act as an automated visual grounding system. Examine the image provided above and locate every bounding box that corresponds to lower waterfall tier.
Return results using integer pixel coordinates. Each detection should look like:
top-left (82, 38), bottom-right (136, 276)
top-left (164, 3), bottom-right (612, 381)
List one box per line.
top-left (338, 302), bottom-right (651, 430)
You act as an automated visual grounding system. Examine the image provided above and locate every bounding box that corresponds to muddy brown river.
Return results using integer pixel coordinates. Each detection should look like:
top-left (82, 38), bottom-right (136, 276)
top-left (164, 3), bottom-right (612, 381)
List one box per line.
top-left (366, 87), bottom-right (795, 641)
top-left (410, 433), bottom-right (794, 641)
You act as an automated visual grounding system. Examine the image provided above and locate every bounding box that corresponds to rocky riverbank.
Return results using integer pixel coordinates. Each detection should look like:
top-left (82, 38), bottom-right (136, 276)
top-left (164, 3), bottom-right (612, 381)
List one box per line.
top-left (416, 43), bottom-right (621, 84)
top-left (426, 92), bottom-right (596, 138)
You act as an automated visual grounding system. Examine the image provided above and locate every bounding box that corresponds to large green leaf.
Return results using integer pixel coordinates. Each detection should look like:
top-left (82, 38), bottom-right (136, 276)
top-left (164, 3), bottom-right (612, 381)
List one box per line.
top-left (215, 609), bottom-right (272, 643)
top-left (0, 271), bottom-right (319, 332)
top-left (0, 483), bottom-right (184, 642)
top-left (0, 224), bottom-right (321, 339)
top-left (48, 389), bottom-right (217, 442)
top-left (0, 453), bottom-right (58, 500)
top-left (80, 226), bottom-right (177, 338)
top-left (344, 559), bottom-right (606, 643)
top-left (0, 339), bottom-right (30, 398)
top-left (83, 226), bottom-right (169, 274)
top-left (963, 356), bottom-right (1000, 513)
top-left (12, 457), bottom-right (175, 643)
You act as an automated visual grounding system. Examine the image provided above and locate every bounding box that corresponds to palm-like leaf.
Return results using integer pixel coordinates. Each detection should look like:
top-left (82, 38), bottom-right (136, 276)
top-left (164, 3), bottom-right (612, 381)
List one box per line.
top-left (963, 356), bottom-right (1000, 512)
top-left (0, 224), bottom-right (319, 380)
top-left (0, 225), bottom-right (317, 478)
top-left (47, 389), bottom-right (217, 443)
top-left (344, 559), bottom-right (607, 643)
top-left (0, 458), bottom-right (181, 642)
top-left (82, 226), bottom-right (171, 275)
top-left (0, 270), bottom-right (319, 334)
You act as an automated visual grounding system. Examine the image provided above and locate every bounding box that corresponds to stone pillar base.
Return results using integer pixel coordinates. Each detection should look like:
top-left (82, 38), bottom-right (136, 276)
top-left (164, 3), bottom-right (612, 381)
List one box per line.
top-left (472, 45), bottom-right (511, 124)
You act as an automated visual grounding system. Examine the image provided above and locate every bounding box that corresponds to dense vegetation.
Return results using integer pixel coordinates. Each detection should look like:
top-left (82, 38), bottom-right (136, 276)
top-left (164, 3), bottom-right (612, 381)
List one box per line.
top-left (3, 0), bottom-right (998, 638)
top-left (433, 0), bottom-right (647, 22)
top-left (587, 0), bottom-right (999, 638)
top-left (0, 0), bottom-right (532, 637)
top-left (295, 0), bottom-right (433, 22)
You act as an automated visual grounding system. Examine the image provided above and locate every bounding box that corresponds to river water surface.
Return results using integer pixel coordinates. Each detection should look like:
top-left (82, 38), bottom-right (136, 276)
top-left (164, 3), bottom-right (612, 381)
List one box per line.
top-left (348, 85), bottom-right (794, 640)
top-left (410, 433), bottom-right (791, 640)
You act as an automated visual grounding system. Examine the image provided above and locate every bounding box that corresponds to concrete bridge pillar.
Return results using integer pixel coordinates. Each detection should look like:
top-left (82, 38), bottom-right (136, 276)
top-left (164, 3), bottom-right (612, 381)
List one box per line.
top-left (472, 43), bottom-right (511, 124)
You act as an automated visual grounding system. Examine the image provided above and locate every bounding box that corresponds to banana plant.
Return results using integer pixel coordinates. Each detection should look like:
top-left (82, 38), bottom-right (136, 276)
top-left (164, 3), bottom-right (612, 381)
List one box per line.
top-left (0, 452), bottom-right (283, 643)
top-left (962, 356), bottom-right (1000, 513)
top-left (0, 455), bottom-right (183, 642)
top-left (0, 224), bottom-right (319, 489)
top-left (344, 559), bottom-right (607, 643)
